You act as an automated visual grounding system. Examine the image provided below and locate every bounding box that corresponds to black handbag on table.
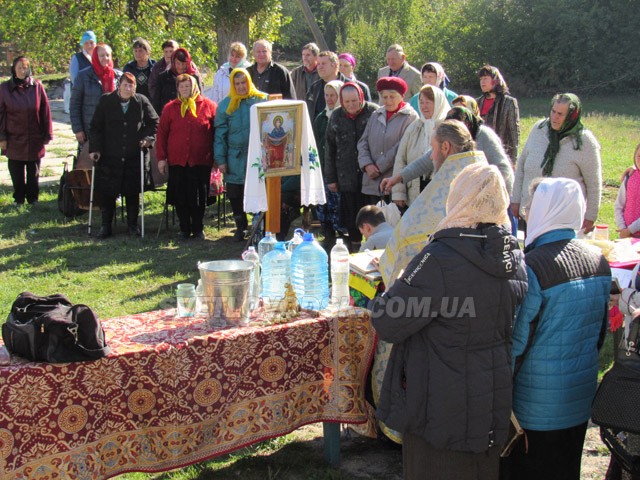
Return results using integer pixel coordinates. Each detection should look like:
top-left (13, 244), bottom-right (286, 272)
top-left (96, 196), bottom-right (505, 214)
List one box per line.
top-left (2, 292), bottom-right (112, 363)
top-left (592, 317), bottom-right (640, 474)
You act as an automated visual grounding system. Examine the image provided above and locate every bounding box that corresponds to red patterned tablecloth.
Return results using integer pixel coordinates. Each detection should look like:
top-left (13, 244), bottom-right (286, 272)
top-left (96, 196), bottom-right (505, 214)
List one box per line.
top-left (0, 308), bottom-right (375, 479)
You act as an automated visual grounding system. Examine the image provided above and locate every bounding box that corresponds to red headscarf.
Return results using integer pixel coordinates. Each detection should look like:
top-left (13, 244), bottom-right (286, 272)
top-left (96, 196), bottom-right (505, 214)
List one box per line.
top-left (339, 82), bottom-right (365, 120)
top-left (170, 48), bottom-right (196, 76)
top-left (91, 43), bottom-right (115, 93)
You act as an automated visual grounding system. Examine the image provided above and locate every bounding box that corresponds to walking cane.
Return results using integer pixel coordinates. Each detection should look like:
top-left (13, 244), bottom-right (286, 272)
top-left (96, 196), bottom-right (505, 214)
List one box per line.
top-left (140, 148), bottom-right (145, 239)
top-left (88, 158), bottom-right (97, 236)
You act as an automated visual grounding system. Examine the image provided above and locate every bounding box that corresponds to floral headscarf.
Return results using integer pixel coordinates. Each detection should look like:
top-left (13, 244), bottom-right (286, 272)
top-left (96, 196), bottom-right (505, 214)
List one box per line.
top-left (11, 56), bottom-right (31, 86)
top-left (424, 62), bottom-right (450, 88)
top-left (171, 48), bottom-right (196, 77)
top-left (339, 82), bottom-right (365, 119)
top-left (478, 65), bottom-right (509, 95)
top-left (446, 106), bottom-right (483, 140)
top-left (226, 68), bottom-right (267, 115)
top-left (176, 74), bottom-right (200, 118)
top-left (324, 80), bottom-right (344, 119)
top-left (435, 163), bottom-right (510, 232)
top-left (91, 43), bottom-right (115, 93)
top-left (539, 93), bottom-right (584, 176)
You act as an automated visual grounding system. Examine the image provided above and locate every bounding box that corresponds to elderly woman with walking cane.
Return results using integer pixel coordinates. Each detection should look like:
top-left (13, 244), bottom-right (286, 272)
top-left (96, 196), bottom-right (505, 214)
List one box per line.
top-left (89, 72), bottom-right (158, 238)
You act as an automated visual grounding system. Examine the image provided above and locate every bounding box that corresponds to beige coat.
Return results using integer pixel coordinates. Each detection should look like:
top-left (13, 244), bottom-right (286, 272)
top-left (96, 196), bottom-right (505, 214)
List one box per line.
top-left (357, 103), bottom-right (419, 196)
top-left (377, 63), bottom-right (422, 101)
top-left (391, 87), bottom-right (449, 205)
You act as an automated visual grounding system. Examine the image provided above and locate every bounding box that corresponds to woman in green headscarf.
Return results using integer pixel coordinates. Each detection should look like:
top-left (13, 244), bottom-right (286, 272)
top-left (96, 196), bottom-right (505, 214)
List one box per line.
top-left (214, 68), bottom-right (267, 241)
top-left (510, 93), bottom-right (602, 234)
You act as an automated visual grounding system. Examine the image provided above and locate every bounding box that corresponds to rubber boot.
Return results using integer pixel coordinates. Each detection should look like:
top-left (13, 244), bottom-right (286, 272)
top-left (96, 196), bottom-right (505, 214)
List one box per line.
top-left (233, 215), bottom-right (248, 241)
top-left (97, 207), bottom-right (114, 238)
top-left (126, 195), bottom-right (140, 236)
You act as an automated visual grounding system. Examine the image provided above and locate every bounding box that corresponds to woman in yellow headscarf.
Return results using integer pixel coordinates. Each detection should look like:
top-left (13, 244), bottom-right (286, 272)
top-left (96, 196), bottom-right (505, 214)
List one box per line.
top-left (156, 74), bottom-right (218, 240)
top-left (214, 68), bottom-right (267, 241)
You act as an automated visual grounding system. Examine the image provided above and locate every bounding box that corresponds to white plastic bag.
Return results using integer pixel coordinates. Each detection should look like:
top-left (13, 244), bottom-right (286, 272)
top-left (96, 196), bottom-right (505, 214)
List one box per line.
top-left (376, 199), bottom-right (402, 227)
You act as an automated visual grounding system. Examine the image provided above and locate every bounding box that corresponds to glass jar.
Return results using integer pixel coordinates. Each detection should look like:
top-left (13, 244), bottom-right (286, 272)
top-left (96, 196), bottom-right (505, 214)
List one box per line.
top-left (594, 224), bottom-right (609, 241)
top-left (176, 283), bottom-right (197, 317)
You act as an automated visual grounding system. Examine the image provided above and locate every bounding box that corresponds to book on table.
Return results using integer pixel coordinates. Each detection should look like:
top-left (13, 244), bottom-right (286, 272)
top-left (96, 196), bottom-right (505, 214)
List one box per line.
top-left (349, 249), bottom-right (384, 276)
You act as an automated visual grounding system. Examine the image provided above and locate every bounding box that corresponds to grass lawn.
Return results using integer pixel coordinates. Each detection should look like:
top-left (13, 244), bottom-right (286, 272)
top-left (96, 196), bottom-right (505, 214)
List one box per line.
top-left (0, 95), bottom-right (637, 478)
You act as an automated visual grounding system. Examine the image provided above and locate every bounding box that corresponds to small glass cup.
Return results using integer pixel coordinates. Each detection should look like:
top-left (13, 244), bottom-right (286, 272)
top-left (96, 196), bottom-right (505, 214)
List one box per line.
top-left (176, 283), bottom-right (197, 317)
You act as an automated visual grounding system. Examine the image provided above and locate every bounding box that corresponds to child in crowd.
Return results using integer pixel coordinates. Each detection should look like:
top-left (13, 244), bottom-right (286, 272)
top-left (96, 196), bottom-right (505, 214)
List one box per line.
top-left (356, 205), bottom-right (394, 252)
top-left (615, 143), bottom-right (640, 238)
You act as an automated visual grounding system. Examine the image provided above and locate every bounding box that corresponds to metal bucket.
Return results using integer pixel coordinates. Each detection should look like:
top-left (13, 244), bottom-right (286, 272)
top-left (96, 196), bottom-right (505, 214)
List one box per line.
top-left (198, 260), bottom-right (254, 327)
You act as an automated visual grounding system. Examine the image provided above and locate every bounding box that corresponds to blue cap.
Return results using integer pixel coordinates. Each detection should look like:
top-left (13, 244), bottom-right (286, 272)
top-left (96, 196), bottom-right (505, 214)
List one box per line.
top-left (303, 233), bottom-right (314, 241)
top-left (80, 30), bottom-right (97, 46)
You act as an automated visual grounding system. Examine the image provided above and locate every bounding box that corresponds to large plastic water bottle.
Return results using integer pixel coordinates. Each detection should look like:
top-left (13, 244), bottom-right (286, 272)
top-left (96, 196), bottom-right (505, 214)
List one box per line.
top-left (258, 231), bottom-right (277, 262)
top-left (241, 246), bottom-right (261, 308)
top-left (330, 238), bottom-right (351, 307)
top-left (261, 242), bottom-right (291, 302)
top-left (291, 233), bottom-right (329, 310)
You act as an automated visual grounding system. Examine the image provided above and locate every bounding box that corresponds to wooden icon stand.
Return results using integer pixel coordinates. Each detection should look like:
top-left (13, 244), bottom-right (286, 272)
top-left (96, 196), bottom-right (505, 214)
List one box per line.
top-left (265, 94), bottom-right (283, 235)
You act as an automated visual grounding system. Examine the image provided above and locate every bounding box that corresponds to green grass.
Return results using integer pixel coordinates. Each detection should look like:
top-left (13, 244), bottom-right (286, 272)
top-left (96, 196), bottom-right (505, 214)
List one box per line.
top-left (0, 188), bottom-right (244, 319)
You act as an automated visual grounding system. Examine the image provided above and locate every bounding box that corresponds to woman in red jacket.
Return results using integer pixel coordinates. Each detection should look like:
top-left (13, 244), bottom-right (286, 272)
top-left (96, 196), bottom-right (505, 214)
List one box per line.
top-left (0, 56), bottom-right (52, 205)
top-left (156, 74), bottom-right (217, 240)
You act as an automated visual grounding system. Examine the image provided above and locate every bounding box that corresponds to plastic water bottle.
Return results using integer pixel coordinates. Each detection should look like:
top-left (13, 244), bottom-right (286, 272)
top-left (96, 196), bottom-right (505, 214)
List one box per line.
top-left (291, 233), bottom-right (329, 310)
top-left (288, 228), bottom-right (306, 252)
top-left (331, 238), bottom-right (351, 307)
top-left (242, 246), bottom-right (261, 308)
top-left (258, 231), bottom-right (277, 261)
top-left (261, 242), bottom-right (291, 302)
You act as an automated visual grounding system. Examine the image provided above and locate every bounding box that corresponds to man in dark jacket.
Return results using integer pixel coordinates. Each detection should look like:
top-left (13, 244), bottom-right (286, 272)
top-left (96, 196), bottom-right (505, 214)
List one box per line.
top-left (290, 42), bottom-right (320, 101)
top-left (89, 73), bottom-right (159, 238)
top-left (247, 39), bottom-right (296, 99)
top-left (371, 162), bottom-right (528, 479)
top-left (325, 82), bottom-right (377, 251)
top-left (305, 51), bottom-right (346, 120)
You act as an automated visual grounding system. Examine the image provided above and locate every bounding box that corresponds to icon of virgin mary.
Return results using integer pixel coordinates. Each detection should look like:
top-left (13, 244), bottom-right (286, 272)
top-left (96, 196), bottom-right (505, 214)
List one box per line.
top-left (262, 115), bottom-right (290, 169)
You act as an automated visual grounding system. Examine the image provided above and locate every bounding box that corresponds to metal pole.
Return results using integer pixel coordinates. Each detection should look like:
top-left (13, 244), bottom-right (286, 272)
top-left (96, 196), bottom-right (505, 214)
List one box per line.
top-left (88, 162), bottom-right (96, 236)
top-left (140, 149), bottom-right (145, 239)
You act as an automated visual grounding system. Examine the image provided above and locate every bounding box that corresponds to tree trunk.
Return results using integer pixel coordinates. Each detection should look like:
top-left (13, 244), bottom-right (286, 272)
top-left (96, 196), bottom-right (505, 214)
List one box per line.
top-left (216, 18), bottom-right (250, 69)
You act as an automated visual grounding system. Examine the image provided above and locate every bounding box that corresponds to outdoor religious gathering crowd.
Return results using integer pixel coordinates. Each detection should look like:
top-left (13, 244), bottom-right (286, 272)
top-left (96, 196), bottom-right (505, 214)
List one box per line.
top-left (2, 28), bottom-right (640, 480)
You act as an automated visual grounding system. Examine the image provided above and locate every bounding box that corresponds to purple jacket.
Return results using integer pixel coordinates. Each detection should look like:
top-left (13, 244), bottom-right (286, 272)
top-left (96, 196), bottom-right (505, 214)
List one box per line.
top-left (0, 78), bottom-right (52, 161)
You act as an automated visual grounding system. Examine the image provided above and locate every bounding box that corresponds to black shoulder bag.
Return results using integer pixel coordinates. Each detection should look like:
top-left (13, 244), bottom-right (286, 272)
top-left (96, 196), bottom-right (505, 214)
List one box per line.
top-left (2, 292), bottom-right (112, 363)
top-left (592, 317), bottom-right (640, 474)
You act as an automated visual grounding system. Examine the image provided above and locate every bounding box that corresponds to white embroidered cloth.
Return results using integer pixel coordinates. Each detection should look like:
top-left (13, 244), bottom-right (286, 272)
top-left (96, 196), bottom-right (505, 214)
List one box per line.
top-left (244, 100), bottom-right (326, 213)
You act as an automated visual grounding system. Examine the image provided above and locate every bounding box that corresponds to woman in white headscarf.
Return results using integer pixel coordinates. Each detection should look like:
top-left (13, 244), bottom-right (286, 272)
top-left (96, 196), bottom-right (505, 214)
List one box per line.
top-left (391, 84), bottom-right (449, 208)
top-left (504, 177), bottom-right (610, 480)
top-left (313, 79), bottom-right (344, 244)
top-left (206, 42), bottom-right (250, 104)
top-left (371, 163), bottom-right (527, 479)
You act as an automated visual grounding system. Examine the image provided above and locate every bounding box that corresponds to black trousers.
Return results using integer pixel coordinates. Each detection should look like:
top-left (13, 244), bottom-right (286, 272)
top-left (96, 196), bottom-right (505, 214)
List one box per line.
top-left (168, 164), bottom-right (210, 235)
top-left (101, 194), bottom-right (139, 227)
top-left (500, 421), bottom-right (588, 480)
top-left (340, 191), bottom-right (368, 243)
top-left (226, 182), bottom-right (248, 231)
top-left (8, 159), bottom-right (41, 204)
top-left (403, 431), bottom-right (499, 480)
